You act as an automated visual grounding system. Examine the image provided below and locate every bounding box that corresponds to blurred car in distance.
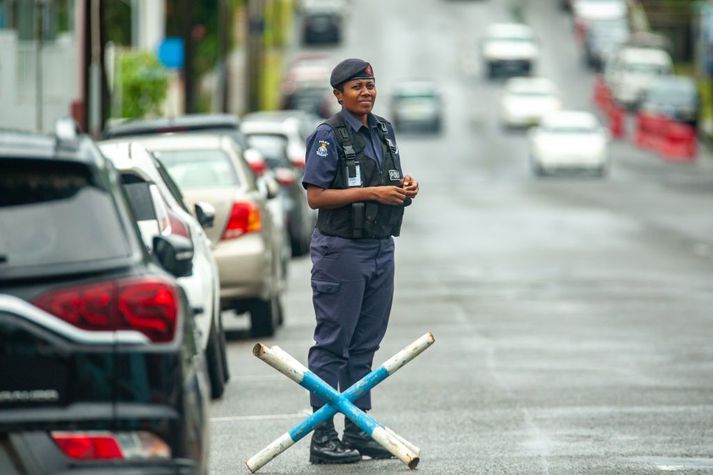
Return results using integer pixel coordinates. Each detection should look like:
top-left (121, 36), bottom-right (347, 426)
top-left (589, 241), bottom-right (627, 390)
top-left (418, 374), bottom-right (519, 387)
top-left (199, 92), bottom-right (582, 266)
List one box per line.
top-left (528, 111), bottom-right (609, 176)
top-left (605, 46), bottom-right (673, 110)
top-left (128, 134), bottom-right (285, 337)
top-left (244, 132), bottom-right (316, 256)
top-left (583, 17), bottom-right (629, 70)
top-left (390, 81), bottom-right (443, 133)
top-left (500, 77), bottom-right (561, 128)
top-left (241, 110), bottom-right (317, 169)
top-left (0, 126), bottom-right (210, 473)
top-left (640, 76), bottom-right (700, 130)
top-left (100, 141), bottom-right (230, 399)
top-left (572, 0), bottom-right (626, 40)
top-left (302, 4), bottom-right (343, 45)
top-left (481, 23), bottom-right (539, 79)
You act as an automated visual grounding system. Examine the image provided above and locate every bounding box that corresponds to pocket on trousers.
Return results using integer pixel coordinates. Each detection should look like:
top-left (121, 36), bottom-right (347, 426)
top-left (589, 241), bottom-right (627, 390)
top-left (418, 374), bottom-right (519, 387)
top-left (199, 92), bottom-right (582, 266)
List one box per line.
top-left (311, 280), bottom-right (341, 294)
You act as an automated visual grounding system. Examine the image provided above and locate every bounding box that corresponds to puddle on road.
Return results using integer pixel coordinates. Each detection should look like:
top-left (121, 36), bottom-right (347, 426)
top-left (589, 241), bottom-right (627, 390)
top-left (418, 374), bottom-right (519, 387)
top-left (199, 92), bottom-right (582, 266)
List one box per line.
top-left (629, 456), bottom-right (713, 471)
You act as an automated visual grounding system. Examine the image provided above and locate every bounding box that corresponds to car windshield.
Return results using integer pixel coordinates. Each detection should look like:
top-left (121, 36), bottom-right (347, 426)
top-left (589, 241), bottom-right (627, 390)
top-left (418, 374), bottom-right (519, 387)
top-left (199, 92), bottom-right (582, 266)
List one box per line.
top-left (490, 35), bottom-right (532, 43)
top-left (0, 159), bottom-right (130, 272)
top-left (623, 62), bottom-right (668, 74)
top-left (510, 90), bottom-right (554, 97)
top-left (155, 149), bottom-right (240, 189)
top-left (545, 125), bottom-right (596, 134)
top-left (246, 134), bottom-right (291, 169)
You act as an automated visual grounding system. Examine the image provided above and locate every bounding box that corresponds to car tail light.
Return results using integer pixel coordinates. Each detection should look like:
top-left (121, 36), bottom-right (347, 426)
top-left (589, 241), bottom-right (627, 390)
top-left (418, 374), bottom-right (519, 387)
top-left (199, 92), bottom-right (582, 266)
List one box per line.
top-left (34, 277), bottom-right (179, 343)
top-left (51, 431), bottom-right (171, 461)
top-left (274, 167), bottom-right (297, 187)
top-left (221, 202), bottom-right (262, 240)
top-left (167, 209), bottom-right (191, 239)
top-left (246, 157), bottom-right (267, 176)
top-left (244, 148), bottom-right (267, 176)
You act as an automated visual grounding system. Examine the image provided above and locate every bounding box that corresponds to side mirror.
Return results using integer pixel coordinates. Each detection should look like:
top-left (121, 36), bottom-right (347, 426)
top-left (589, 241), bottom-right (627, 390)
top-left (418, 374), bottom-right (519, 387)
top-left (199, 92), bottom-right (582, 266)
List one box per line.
top-left (153, 234), bottom-right (194, 278)
top-left (258, 173), bottom-right (280, 200)
top-left (194, 201), bottom-right (216, 229)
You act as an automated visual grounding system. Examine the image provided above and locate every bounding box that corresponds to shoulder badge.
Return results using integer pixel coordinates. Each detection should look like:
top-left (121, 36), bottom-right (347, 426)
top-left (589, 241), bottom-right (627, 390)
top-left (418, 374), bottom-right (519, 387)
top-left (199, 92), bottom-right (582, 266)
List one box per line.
top-left (316, 140), bottom-right (329, 157)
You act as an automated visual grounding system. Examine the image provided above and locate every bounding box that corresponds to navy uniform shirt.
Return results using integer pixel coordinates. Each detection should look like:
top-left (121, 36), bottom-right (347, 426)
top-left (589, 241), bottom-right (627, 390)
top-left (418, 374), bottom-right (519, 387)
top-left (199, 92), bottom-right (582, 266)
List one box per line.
top-left (302, 108), bottom-right (399, 190)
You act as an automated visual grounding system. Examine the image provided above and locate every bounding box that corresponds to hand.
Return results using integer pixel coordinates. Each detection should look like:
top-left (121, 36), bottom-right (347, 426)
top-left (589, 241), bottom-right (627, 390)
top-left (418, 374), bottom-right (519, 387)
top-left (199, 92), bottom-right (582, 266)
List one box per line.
top-left (373, 186), bottom-right (407, 205)
top-left (401, 175), bottom-right (419, 199)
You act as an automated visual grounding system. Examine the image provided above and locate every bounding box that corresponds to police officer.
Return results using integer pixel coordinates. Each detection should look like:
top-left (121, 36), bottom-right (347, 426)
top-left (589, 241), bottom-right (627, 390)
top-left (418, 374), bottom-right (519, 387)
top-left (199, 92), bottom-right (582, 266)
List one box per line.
top-left (302, 58), bottom-right (419, 464)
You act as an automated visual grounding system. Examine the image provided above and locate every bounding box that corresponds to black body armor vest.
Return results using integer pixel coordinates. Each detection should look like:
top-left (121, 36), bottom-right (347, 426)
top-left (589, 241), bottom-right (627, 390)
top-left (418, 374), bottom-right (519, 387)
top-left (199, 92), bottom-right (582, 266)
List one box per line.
top-left (316, 113), bottom-right (405, 239)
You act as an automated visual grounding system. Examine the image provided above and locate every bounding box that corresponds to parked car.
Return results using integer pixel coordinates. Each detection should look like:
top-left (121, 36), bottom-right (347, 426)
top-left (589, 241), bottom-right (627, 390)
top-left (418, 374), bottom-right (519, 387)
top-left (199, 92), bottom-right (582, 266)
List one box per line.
top-left (127, 134), bottom-right (285, 337)
top-left (481, 23), bottom-right (539, 78)
top-left (99, 141), bottom-right (229, 398)
top-left (241, 110), bottom-right (317, 169)
top-left (583, 17), bottom-right (629, 70)
top-left (0, 125), bottom-right (210, 473)
top-left (529, 111), bottom-right (609, 176)
top-left (390, 81), bottom-right (444, 133)
top-left (500, 77), bottom-right (561, 128)
top-left (640, 76), bottom-right (700, 130)
top-left (605, 46), bottom-right (673, 110)
top-left (103, 113), bottom-right (249, 150)
top-left (243, 132), bottom-right (316, 256)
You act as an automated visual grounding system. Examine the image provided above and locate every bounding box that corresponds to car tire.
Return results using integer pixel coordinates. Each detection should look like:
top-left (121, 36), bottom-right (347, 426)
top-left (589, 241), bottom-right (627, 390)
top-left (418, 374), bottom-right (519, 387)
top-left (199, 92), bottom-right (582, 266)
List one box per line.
top-left (206, 317), bottom-right (226, 399)
top-left (249, 294), bottom-right (279, 337)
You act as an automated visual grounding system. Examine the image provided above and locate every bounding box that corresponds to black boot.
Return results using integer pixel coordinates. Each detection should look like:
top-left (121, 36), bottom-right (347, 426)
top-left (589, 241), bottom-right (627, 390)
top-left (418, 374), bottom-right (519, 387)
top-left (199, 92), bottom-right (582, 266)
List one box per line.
top-left (310, 418), bottom-right (361, 464)
top-left (342, 417), bottom-right (394, 459)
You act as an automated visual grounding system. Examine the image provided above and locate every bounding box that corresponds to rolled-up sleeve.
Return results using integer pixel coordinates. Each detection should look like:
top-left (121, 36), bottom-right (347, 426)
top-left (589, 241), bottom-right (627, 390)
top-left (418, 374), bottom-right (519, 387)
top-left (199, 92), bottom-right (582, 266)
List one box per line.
top-left (303, 125), bottom-right (339, 190)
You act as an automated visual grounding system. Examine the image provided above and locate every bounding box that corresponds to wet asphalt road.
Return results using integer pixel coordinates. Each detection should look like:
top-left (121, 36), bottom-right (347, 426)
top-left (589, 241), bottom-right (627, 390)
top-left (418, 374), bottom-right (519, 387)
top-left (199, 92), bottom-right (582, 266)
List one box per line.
top-left (209, 0), bottom-right (713, 473)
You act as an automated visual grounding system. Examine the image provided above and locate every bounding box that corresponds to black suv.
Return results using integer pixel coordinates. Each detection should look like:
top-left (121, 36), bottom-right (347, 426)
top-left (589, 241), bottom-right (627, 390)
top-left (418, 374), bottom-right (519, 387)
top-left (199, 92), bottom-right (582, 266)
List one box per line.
top-left (0, 125), bottom-right (209, 474)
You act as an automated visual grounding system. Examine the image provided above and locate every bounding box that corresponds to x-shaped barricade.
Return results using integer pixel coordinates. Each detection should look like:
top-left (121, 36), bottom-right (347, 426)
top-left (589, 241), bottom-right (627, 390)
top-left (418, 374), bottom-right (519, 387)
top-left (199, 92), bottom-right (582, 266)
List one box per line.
top-left (245, 332), bottom-right (436, 472)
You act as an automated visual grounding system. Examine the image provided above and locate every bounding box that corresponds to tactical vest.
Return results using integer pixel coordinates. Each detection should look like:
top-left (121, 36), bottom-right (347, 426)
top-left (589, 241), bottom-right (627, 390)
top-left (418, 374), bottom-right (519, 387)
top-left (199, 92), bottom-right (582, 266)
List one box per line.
top-left (316, 113), bottom-right (405, 239)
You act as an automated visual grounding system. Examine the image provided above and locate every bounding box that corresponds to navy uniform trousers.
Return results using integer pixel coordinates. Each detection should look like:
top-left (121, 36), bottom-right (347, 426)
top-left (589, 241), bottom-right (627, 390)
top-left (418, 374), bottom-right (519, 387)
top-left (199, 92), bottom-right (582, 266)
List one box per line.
top-left (307, 229), bottom-right (395, 410)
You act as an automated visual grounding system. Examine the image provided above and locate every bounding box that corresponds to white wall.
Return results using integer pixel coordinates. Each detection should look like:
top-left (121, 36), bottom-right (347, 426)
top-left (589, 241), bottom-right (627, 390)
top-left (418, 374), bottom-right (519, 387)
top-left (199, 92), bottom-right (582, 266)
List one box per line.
top-left (0, 30), bottom-right (77, 133)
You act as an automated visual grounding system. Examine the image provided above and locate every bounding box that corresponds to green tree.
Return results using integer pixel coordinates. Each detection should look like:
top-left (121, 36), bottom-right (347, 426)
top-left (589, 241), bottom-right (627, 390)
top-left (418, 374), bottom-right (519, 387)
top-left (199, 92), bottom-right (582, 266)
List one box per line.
top-left (116, 51), bottom-right (168, 118)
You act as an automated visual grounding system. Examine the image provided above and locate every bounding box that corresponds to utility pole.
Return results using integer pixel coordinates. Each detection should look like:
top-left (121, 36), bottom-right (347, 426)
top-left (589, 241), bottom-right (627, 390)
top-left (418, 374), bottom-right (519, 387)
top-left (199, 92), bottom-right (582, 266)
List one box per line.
top-left (217, 0), bottom-right (230, 112)
top-left (35, 0), bottom-right (46, 132)
top-left (181, 0), bottom-right (195, 113)
top-left (246, 0), bottom-right (264, 112)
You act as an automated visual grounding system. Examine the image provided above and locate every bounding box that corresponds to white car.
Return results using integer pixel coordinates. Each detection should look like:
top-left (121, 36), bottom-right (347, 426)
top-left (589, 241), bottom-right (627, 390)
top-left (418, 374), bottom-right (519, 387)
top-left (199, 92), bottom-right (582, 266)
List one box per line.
top-left (528, 111), bottom-right (609, 176)
top-left (99, 141), bottom-right (229, 398)
top-left (573, 0), bottom-right (627, 36)
top-left (605, 47), bottom-right (673, 109)
top-left (500, 77), bottom-right (561, 128)
top-left (481, 23), bottom-right (539, 78)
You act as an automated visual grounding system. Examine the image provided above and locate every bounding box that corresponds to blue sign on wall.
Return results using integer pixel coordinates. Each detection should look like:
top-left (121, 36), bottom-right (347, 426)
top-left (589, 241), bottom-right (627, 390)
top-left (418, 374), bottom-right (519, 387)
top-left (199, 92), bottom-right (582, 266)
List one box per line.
top-left (157, 37), bottom-right (184, 70)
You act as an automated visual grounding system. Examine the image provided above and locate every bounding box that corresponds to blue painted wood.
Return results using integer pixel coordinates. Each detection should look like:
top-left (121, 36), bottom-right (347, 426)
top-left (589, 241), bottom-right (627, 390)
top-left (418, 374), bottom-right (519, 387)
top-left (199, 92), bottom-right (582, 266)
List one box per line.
top-left (288, 366), bottom-right (390, 441)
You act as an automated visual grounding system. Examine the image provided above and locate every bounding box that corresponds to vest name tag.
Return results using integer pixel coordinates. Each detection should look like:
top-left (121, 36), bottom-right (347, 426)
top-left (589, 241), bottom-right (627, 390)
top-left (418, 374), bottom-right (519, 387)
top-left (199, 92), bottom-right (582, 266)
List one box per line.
top-left (388, 169), bottom-right (401, 181)
top-left (348, 164), bottom-right (362, 187)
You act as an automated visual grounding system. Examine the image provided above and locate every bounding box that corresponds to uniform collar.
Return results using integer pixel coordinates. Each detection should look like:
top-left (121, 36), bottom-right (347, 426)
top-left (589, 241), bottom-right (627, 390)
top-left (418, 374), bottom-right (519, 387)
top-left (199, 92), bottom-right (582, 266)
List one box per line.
top-left (340, 108), bottom-right (378, 132)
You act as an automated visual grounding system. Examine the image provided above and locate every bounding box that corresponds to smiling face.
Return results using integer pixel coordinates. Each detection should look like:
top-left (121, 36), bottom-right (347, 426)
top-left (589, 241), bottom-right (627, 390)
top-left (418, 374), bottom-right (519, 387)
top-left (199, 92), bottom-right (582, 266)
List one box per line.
top-left (334, 79), bottom-right (377, 118)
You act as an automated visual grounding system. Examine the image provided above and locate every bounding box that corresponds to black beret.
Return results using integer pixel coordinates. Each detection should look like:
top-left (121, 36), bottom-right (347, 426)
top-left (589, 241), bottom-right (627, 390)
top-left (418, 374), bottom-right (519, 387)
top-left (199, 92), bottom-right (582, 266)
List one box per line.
top-left (329, 58), bottom-right (374, 88)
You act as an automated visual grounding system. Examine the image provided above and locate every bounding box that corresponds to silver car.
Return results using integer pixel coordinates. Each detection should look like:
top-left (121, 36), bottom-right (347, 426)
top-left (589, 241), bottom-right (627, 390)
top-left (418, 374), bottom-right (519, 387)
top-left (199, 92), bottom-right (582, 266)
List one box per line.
top-left (128, 134), bottom-right (285, 337)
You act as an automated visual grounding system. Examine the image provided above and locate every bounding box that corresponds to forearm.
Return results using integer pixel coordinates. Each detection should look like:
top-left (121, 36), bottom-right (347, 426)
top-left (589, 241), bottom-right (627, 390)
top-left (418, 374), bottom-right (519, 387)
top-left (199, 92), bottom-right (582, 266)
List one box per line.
top-left (307, 186), bottom-right (379, 210)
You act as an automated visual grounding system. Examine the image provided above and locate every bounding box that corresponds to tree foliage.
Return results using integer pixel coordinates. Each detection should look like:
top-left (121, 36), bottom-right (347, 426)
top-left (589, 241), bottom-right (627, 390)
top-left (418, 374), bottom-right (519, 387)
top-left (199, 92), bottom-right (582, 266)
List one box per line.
top-left (117, 51), bottom-right (168, 118)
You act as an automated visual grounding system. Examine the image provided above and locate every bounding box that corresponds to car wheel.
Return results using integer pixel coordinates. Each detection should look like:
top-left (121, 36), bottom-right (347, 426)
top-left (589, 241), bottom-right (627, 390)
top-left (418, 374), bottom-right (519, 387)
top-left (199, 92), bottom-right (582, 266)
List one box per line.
top-left (249, 295), bottom-right (279, 337)
top-left (206, 317), bottom-right (226, 399)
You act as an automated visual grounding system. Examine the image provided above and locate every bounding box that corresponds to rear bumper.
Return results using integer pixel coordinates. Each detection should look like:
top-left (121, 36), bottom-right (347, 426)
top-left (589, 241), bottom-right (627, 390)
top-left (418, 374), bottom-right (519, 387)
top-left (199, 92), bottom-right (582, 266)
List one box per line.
top-left (213, 233), bottom-right (273, 302)
top-left (2, 432), bottom-right (199, 475)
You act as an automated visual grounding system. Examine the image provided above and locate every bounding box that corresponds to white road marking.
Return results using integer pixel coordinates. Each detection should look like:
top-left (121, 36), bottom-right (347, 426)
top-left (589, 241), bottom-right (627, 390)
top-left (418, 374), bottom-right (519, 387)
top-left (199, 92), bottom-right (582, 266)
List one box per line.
top-left (212, 409), bottom-right (311, 423)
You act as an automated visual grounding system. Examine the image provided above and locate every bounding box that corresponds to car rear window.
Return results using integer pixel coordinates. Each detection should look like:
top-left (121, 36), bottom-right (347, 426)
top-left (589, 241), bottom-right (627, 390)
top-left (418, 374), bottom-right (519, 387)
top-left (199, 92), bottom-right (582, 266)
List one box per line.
top-left (0, 159), bottom-right (131, 272)
top-left (154, 149), bottom-right (240, 189)
top-left (246, 134), bottom-right (291, 169)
